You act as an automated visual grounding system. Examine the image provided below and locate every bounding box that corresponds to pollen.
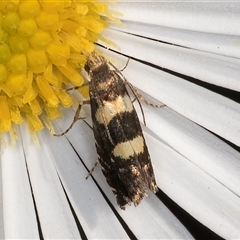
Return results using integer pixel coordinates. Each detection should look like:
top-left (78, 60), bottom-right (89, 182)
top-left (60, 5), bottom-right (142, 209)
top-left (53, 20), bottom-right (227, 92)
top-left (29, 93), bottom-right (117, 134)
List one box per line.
top-left (0, 0), bottom-right (117, 135)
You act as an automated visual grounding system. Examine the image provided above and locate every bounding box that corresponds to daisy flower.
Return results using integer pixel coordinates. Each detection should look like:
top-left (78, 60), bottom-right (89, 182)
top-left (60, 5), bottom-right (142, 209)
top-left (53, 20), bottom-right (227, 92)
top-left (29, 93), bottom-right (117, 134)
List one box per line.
top-left (1, 1), bottom-right (240, 239)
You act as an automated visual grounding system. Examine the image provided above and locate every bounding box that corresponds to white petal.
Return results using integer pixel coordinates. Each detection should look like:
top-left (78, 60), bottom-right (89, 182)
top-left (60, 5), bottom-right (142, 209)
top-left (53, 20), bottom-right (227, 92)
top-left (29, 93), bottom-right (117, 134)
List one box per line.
top-left (1, 2), bottom-right (239, 239)
top-left (100, 28), bottom-right (240, 91)
top-left (20, 124), bottom-right (81, 239)
top-left (110, 21), bottom-right (240, 58)
top-left (1, 130), bottom-right (38, 239)
top-left (111, 2), bottom-right (240, 35)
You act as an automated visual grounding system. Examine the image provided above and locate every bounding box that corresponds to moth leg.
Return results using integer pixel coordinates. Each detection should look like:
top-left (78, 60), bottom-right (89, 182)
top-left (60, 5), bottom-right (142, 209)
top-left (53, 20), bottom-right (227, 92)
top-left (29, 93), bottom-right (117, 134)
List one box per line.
top-left (65, 83), bottom-right (89, 92)
top-left (86, 161), bottom-right (98, 179)
top-left (128, 82), bottom-right (166, 109)
top-left (109, 61), bottom-right (166, 108)
top-left (120, 57), bottom-right (130, 71)
top-left (54, 100), bottom-right (90, 136)
top-left (131, 97), bottom-right (145, 127)
top-left (128, 83), bottom-right (147, 126)
top-left (109, 61), bottom-right (163, 126)
top-left (130, 95), bottom-right (146, 126)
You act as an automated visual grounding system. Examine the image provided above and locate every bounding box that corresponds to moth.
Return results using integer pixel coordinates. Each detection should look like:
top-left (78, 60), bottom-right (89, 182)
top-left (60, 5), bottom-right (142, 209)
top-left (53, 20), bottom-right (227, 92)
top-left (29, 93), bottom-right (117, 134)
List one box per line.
top-left (84, 51), bottom-right (158, 209)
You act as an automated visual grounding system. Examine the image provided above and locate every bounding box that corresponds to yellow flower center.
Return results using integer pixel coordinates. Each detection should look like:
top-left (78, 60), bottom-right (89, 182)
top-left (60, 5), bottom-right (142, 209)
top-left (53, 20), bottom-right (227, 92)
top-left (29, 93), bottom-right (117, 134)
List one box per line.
top-left (0, 0), bottom-right (115, 135)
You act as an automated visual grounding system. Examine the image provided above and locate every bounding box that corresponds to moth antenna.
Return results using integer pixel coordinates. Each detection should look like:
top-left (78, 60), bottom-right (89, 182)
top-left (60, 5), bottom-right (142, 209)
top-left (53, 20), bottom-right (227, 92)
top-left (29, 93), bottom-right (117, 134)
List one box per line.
top-left (53, 100), bottom-right (90, 136)
top-left (127, 82), bottom-right (146, 126)
top-left (109, 58), bottom-right (166, 107)
top-left (129, 83), bottom-right (166, 109)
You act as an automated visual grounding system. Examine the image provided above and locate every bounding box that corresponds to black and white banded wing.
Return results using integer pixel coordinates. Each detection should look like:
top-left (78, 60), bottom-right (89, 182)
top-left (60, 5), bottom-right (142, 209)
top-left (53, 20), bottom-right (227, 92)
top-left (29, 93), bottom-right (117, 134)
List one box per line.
top-left (85, 51), bottom-right (158, 209)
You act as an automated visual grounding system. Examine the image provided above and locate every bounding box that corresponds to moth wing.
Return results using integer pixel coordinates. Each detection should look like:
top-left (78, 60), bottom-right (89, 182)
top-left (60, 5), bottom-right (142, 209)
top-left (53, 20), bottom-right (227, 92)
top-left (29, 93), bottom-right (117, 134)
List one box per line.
top-left (90, 78), bottom-right (132, 208)
top-left (108, 73), bottom-right (158, 194)
top-left (94, 138), bottom-right (131, 209)
top-left (98, 73), bottom-right (157, 205)
top-left (90, 70), bottom-right (157, 208)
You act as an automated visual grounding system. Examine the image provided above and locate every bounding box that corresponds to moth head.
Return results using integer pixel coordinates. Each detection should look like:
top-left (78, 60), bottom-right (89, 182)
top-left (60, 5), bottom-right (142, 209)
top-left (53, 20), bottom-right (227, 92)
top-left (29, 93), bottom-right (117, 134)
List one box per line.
top-left (84, 51), bottom-right (109, 76)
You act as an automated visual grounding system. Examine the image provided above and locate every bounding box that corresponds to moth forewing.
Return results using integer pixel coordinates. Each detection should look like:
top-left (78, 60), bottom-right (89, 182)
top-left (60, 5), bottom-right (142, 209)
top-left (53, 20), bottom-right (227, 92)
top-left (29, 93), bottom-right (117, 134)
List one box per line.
top-left (85, 51), bottom-right (158, 209)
